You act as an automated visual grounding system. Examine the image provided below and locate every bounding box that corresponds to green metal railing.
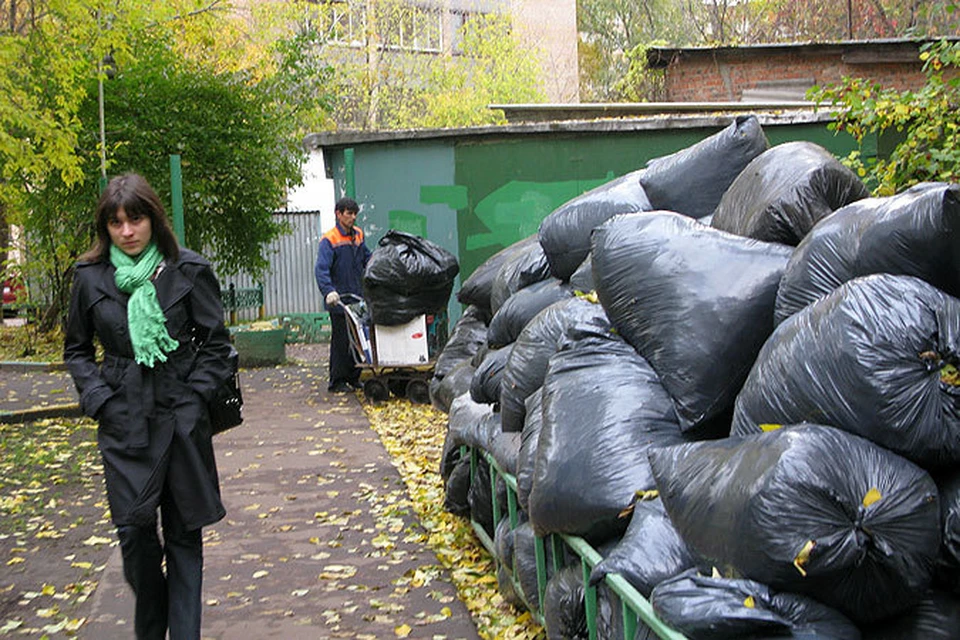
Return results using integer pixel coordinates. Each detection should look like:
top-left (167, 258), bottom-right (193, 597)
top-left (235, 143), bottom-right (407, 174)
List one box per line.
top-left (466, 446), bottom-right (687, 640)
top-left (222, 283), bottom-right (265, 325)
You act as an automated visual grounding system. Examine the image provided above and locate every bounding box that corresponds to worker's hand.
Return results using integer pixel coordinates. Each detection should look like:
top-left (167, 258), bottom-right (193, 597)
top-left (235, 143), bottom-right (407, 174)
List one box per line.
top-left (325, 291), bottom-right (341, 306)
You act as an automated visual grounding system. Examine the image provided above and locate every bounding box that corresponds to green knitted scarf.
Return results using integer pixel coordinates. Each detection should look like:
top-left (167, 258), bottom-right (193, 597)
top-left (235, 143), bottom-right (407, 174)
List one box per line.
top-left (111, 242), bottom-right (179, 367)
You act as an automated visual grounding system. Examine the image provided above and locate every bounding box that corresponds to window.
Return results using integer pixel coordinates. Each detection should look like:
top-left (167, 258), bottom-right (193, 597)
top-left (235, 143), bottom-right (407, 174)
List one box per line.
top-left (322, 1), bottom-right (443, 53)
top-left (386, 4), bottom-right (442, 52)
top-left (324, 0), bottom-right (365, 46)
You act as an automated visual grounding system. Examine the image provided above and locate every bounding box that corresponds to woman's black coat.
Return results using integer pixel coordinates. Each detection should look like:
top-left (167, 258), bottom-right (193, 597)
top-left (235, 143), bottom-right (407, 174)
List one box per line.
top-left (64, 248), bottom-right (231, 531)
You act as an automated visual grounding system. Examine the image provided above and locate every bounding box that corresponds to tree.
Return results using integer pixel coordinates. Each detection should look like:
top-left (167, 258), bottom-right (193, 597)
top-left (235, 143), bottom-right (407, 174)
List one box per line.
top-left (1, 0), bottom-right (336, 327)
top-left (391, 13), bottom-right (544, 129)
top-left (578, 0), bottom-right (960, 101)
top-left (810, 37), bottom-right (960, 196)
top-left (578, 0), bottom-right (691, 101)
top-left (318, 1), bottom-right (544, 130)
top-left (748, 0), bottom-right (960, 42)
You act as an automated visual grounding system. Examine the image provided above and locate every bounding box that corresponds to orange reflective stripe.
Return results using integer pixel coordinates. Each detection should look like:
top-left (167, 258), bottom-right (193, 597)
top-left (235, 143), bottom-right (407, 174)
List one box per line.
top-left (323, 226), bottom-right (364, 247)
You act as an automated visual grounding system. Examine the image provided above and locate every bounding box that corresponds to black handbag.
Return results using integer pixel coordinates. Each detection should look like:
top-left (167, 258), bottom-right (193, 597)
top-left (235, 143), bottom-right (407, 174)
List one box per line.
top-left (192, 329), bottom-right (244, 434)
top-left (209, 345), bottom-right (243, 434)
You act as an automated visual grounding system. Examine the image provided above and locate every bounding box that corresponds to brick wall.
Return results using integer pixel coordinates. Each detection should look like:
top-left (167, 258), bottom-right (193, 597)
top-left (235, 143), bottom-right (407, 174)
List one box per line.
top-left (663, 50), bottom-right (929, 102)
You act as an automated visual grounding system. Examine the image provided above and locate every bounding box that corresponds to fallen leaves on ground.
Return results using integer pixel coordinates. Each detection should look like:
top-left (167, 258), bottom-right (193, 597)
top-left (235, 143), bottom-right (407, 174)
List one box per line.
top-left (0, 417), bottom-right (114, 637)
top-left (362, 399), bottom-right (544, 640)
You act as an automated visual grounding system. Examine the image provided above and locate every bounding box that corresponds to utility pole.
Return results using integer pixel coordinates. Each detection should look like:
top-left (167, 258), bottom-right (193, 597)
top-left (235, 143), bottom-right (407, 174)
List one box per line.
top-left (847, 0), bottom-right (854, 39)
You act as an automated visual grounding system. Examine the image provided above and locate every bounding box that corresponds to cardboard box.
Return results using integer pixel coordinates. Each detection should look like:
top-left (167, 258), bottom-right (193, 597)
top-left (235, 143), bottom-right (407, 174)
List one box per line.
top-left (373, 315), bottom-right (429, 366)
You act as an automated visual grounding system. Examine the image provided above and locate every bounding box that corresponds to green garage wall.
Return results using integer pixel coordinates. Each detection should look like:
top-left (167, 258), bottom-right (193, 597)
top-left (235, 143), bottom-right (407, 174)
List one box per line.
top-left (320, 115), bottom-right (867, 322)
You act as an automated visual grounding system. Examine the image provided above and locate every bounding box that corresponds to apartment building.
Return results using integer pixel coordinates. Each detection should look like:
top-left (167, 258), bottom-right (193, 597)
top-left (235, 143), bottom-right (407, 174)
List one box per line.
top-left (319, 0), bottom-right (578, 103)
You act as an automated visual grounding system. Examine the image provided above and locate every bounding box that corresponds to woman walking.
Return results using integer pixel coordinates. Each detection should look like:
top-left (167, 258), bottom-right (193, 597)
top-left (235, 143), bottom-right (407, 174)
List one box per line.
top-left (64, 173), bottom-right (231, 639)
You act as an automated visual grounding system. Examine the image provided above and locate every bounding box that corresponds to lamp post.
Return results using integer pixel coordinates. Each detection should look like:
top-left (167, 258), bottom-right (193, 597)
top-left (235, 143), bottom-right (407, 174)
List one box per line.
top-left (97, 51), bottom-right (115, 193)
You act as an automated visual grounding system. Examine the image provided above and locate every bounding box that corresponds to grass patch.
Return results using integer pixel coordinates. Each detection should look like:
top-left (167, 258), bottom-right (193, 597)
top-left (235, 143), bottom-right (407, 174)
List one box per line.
top-left (0, 324), bottom-right (63, 362)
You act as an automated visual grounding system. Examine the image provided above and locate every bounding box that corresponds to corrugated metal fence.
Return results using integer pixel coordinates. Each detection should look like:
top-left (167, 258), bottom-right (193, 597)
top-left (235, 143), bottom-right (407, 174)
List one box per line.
top-left (219, 210), bottom-right (324, 323)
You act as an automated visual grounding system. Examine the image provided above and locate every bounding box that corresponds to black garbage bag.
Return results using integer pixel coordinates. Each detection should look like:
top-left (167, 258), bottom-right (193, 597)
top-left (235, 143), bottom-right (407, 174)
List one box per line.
top-left (489, 429), bottom-right (521, 477)
top-left (569, 256), bottom-right (595, 292)
top-left (861, 590), bottom-right (960, 639)
top-left (775, 182), bottom-right (960, 325)
top-left (489, 239), bottom-right (552, 315)
top-left (458, 234), bottom-right (540, 316)
top-left (639, 115), bottom-right (770, 220)
top-left (516, 388), bottom-right (543, 513)
top-left (710, 141), bottom-right (870, 246)
top-left (495, 514), bottom-right (516, 568)
top-left (443, 456), bottom-right (472, 517)
top-left (500, 295), bottom-right (611, 432)
top-left (494, 517), bottom-right (523, 608)
top-left (593, 211), bottom-right (792, 433)
top-left (543, 564), bottom-right (588, 640)
top-left (538, 169), bottom-right (652, 283)
top-left (589, 497), bottom-right (697, 597)
top-left (937, 469), bottom-right (960, 590)
top-left (362, 230), bottom-right (460, 325)
top-left (513, 519), bottom-right (566, 611)
top-left (651, 568), bottom-right (862, 640)
top-left (435, 305), bottom-right (489, 380)
top-left (470, 345), bottom-right (512, 406)
top-left (649, 423), bottom-right (941, 624)
top-left (440, 393), bottom-right (495, 480)
top-left (733, 274), bottom-right (960, 470)
top-left (430, 360), bottom-right (475, 414)
top-left (469, 454), bottom-right (509, 540)
top-left (487, 278), bottom-right (575, 348)
top-left (595, 582), bottom-right (627, 640)
top-left (528, 332), bottom-right (687, 543)
top-left (470, 341), bottom-right (491, 368)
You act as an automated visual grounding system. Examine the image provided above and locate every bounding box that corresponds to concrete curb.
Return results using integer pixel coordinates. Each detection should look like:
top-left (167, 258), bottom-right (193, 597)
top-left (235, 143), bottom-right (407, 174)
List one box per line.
top-left (0, 360), bottom-right (67, 372)
top-left (0, 402), bottom-right (83, 424)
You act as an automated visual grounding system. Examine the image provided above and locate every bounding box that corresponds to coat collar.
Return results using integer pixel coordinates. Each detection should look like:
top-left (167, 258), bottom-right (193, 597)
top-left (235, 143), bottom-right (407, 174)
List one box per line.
top-left (90, 255), bottom-right (193, 311)
top-left (336, 221), bottom-right (360, 238)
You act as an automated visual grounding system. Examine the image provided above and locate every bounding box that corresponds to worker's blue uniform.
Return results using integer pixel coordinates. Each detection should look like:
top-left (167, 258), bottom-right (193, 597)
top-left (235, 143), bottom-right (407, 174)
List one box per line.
top-left (315, 221), bottom-right (372, 389)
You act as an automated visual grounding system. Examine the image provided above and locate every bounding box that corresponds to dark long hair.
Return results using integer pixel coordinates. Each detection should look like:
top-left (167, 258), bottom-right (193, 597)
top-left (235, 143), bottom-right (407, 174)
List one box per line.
top-left (79, 173), bottom-right (180, 263)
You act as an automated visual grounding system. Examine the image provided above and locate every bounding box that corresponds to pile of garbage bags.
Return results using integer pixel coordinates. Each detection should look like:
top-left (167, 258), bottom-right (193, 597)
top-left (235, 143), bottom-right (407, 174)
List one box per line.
top-left (431, 115), bottom-right (960, 639)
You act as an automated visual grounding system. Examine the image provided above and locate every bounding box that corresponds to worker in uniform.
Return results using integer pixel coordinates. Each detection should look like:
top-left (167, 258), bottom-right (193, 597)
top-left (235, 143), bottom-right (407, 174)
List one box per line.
top-left (314, 196), bottom-right (372, 393)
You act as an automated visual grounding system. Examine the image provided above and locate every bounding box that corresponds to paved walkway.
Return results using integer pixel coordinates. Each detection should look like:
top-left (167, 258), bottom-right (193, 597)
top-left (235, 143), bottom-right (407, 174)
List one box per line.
top-left (0, 345), bottom-right (480, 640)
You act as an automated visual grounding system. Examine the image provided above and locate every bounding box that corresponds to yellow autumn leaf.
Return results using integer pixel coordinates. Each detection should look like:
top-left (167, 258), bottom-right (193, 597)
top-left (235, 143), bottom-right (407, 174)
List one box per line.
top-left (862, 487), bottom-right (882, 507)
top-left (64, 618), bottom-right (84, 632)
top-left (793, 539), bottom-right (816, 577)
top-left (394, 623), bottom-right (412, 637)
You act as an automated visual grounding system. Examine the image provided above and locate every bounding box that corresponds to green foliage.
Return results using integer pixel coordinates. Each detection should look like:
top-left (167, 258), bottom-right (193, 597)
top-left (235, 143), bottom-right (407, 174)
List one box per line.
top-left (391, 13), bottom-right (544, 129)
top-left (1, 0), bottom-right (336, 328)
top-left (615, 41), bottom-right (667, 102)
top-left (577, 0), bottom-right (691, 101)
top-left (323, 2), bottom-right (543, 130)
top-left (809, 39), bottom-right (960, 196)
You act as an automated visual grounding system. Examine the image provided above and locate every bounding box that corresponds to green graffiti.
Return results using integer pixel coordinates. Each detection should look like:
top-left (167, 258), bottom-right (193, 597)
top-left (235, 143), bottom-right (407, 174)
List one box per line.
top-left (388, 210), bottom-right (428, 237)
top-left (421, 185), bottom-right (468, 209)
top-left (466, 178), bottom-right (608, 251)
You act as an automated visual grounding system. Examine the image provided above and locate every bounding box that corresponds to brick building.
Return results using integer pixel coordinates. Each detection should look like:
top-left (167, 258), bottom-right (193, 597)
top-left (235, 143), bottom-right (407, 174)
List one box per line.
top-left (646, 38), bottom-right (957, 103)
